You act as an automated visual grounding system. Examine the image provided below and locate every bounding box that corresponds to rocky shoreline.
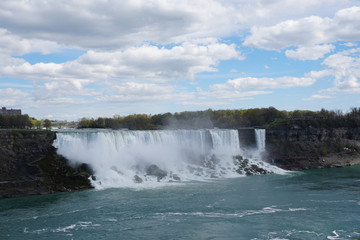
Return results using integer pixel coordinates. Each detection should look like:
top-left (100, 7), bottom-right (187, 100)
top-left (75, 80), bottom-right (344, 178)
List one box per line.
top-left (0, 130), bottom-right (93, 199)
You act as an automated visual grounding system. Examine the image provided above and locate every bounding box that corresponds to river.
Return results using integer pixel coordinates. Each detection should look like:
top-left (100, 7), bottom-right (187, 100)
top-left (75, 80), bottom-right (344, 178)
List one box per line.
top-left (1, 166), bottom-right (360, 239)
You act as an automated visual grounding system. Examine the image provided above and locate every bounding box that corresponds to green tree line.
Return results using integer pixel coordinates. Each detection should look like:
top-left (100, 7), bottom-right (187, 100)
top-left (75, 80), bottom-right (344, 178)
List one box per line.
top-left (0, 114), bottom-right (52, 130)
top-left (78, 107), bottom-right (360, 130)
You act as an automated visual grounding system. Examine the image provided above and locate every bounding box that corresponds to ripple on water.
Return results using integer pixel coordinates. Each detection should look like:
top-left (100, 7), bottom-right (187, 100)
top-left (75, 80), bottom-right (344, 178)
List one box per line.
top-left (255, 229), bottom-right (360, 240)
top-left (155, 206), bottom-right (308, 219)
top-left (23, 221), bottom-right (101, 235)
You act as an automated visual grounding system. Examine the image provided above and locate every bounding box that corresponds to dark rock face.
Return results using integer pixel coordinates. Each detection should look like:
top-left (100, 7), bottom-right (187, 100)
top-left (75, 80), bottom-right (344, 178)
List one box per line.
top-left (266, 127), bottom-right (360, 170)
top-left (146, 164), bottom-right (167, 181)
top-left (172, 174), bottom-right (180, 181)
top-left (133, 175), bottom-right (143, 183)
top-left (0, 131), bottom-right (93, 199)
top-left (238, 128), bottom-right (257, 148)
top-left (233, 155), bottom-right (270, 175)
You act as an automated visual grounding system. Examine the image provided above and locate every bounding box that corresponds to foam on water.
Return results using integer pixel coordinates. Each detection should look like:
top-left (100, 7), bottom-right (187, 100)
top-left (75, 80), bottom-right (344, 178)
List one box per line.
top-left (155, 206), bottom-right (308, 219)
top-left (54, 129), bottom-right (285, 188)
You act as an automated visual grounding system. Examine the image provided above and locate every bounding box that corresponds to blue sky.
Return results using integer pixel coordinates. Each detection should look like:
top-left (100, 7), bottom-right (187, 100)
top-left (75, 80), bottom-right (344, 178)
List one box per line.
top-left (0, 1), bottom-right (360, 120)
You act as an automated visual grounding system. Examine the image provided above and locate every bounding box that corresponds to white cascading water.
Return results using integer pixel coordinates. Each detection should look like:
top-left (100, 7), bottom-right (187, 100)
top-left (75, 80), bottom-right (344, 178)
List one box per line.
top-left (54, 129), bottom-right (283, 189)
top-left (255, 129), bottom-right (266, 152)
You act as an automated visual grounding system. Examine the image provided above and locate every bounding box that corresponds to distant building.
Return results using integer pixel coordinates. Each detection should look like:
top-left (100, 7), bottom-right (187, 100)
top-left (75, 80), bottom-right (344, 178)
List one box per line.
top-left (0, 107), bottom-right (22, 116)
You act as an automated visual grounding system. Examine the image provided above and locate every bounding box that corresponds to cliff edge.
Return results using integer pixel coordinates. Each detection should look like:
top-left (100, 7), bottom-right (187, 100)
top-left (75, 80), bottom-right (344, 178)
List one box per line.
top-left (0, 130), bottom-right (93, 199)
top-left (266, 127), bottom-right (360, 170)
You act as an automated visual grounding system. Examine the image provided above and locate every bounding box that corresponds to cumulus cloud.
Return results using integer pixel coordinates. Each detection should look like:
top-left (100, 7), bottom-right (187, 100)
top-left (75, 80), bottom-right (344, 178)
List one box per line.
top-left (195, 76), bottom-right (315, 102)
top-left (244, 6), bottom-right (360, 53)
top-left (0, 0), bottom-right (241, 49)
top-left (0, 28), bottom-right (61, 56)
top-left (0, 88), bottom-right (30, 107)
top-left (243, 16), bottom-right (333, 49)
top-left (285, 44), bottom-right (335, 60)
top-left (0, 0), bottom-right (354, 51)
top-left (33, 80), bottom-right (100, 102)
top-left (209, 76), bottom-right (315, 91)
top-left (0, 1), bottom-right (359, 119)
top-left (0, 41), bottom-right (241, 83)
top-left (96, 81), bottom-right (194, 103)
top-left (305, 48), bottom-right (360, 97)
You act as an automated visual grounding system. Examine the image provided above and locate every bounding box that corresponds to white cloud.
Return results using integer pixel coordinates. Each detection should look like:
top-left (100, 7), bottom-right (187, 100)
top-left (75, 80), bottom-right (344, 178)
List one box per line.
top-left (303, 94), bottom-right (333, 101)
top-left (0, 1), bottom-right (355, 51)
top-left (194, 76), bottom-right (315, 102)
top-left (343, 42), bottom-right (358, 47)
top-left (209, 76), bottom-right (315, 91)
top-left (0, 0), bottom-right (241, 50)
top-left (1, 41), bottom-right (241, 83)
top-left (285, 44), bottom-right (335, 61)
top-left (96, 81), bottom-right (194, 103)
top-left (0, 88), bottom-right (30, 107)
top-left (244, 6), bottom-right (360, 52)
top-left (305, 48), bottom-right (360, 96)
top-left (1, 1), bottom-right (360, 119)
top-left (0, 28), bottom-right (61, 56)
top-left (0, 39), bottom-right (240, 117)
top-left (243, 16), bottom-right (332, 50)
top-left (33, 80), bottom-right (100, 102)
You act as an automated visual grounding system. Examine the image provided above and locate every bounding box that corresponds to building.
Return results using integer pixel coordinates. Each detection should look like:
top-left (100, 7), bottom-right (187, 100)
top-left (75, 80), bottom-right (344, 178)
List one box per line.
top-left (0, 107), bottom-right (22, 116)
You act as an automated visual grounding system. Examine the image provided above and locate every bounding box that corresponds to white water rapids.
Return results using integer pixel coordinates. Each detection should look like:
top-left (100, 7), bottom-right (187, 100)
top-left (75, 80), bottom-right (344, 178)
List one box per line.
top-left (54, 129), bottom-right (284, 188)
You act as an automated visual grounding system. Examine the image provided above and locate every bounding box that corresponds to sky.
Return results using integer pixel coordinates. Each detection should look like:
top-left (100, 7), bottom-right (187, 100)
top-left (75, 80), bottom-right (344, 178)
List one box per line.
top-left (1, 0), bottom-right (360, 120)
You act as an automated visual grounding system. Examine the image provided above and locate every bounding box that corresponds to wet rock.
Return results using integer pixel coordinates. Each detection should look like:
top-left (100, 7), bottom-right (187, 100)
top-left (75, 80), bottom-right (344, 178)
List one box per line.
top-left (233, 156), bottom-right (269, 176)
top-left (210, 173), bottom-right (218, 178)
top-left (133, 175), bottom-right (143, 183)
top-left (146, 164), bottom-right (167, 181)
top-left (201, 154), bottom-right (219, 170)
top-left (172, 174), bottom-right (181, 181)
top-left (233, 155), bottom-right (243, 162)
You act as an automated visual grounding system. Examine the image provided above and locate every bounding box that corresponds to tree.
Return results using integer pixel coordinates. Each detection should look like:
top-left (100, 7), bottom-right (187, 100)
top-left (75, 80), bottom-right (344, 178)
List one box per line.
top-left (44, 119), bottom-right (52, 130)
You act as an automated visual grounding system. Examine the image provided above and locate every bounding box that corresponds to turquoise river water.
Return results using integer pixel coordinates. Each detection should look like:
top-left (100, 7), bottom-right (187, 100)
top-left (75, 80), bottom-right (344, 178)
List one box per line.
top-left (1, 166), bottom-right (360, 240)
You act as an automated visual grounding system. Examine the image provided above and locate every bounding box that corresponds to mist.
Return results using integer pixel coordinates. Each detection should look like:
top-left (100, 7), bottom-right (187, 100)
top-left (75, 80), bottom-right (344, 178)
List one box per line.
top-left (54, 129), bottom-right (284, 189)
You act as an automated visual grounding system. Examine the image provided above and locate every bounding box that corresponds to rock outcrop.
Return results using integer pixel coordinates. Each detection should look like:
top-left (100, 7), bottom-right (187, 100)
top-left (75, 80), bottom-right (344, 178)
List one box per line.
top-left (233, 155), bottom-right (271, 175)
top-left (0, 130), bottom-right (93, 198)
top-left (146, 164), bottom-right (167, 181)
top-left (266, 127), bottom-right (360, 170)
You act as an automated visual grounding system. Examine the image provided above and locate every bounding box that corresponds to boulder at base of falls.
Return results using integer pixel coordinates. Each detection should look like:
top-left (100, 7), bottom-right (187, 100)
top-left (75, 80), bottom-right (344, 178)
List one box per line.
top-left (133, 175), bottom-right (143, 183)
top-left (146, 164), bottom-right (167, 181)
top-left (172, 174), bottom-right (181, 181)
top-left (233, 155), bottom-right (270, 175)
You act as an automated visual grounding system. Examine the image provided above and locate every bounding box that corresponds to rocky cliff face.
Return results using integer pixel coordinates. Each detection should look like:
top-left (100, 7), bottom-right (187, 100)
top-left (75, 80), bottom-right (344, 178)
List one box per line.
top-left (266, 127), bottom-right (360, 170)
top-left (0, 131), bottom-right (92, 198)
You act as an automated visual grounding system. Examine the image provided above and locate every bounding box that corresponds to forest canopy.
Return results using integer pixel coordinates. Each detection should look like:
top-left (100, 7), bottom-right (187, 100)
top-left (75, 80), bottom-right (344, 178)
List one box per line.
top-left (77, 107), bottom-right (360, 130)
top-left (0, 114), bottom-right (52, 130)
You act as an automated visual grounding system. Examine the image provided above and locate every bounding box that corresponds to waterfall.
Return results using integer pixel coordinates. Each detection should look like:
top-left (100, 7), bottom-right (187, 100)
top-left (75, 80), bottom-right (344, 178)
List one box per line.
top-left (255, 129), bottom-right (266, 152)
top-left (54, 129), bottom-right (282, 188)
